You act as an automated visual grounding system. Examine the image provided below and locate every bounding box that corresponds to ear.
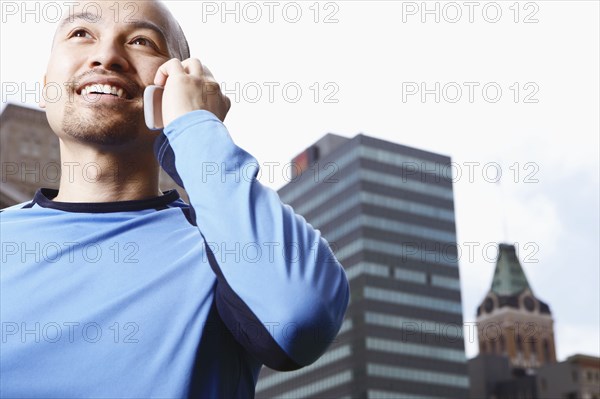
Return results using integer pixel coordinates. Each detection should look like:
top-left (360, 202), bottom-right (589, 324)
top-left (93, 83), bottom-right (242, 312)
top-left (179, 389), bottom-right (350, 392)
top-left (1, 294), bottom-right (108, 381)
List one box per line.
top-left (39, 75), bottom-right (47, 109)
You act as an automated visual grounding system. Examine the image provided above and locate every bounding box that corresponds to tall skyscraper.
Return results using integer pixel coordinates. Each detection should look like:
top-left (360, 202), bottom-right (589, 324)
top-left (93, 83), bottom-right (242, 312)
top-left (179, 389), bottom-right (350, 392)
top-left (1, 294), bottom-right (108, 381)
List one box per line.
top-left (256, 134), bottom-right (469, 398)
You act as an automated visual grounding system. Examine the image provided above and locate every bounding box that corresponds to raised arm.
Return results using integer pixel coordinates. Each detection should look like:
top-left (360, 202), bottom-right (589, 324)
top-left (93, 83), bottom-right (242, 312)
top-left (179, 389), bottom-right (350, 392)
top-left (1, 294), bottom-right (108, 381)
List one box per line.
top-left (153, 58), bottom-right (349, 371)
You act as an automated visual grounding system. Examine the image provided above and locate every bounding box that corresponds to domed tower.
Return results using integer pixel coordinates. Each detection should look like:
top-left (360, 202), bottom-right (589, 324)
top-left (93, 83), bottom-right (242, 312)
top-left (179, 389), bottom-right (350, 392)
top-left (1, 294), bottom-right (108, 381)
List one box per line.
top-left (476, 243), bottom-right (556, 370)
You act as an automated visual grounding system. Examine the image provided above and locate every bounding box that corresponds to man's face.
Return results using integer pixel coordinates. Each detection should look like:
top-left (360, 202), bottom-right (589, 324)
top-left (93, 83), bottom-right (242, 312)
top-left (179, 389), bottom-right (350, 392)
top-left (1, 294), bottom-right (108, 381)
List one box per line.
top-left (43, 1), bottom-right (176, 147)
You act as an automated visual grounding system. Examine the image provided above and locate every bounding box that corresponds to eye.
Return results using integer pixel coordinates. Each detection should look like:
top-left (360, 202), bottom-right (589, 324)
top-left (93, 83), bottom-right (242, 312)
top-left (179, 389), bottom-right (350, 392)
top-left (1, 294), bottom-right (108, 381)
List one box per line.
top-left (70, 29), bottom-right (92, 39)
top-left (130, 37), bottom-right (156, 48)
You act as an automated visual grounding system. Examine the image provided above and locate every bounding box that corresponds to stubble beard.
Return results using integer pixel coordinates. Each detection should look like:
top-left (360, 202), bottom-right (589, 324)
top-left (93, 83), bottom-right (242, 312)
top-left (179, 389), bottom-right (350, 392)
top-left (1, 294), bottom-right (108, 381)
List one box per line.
top-left (61, 98), bottom-right (142, 146)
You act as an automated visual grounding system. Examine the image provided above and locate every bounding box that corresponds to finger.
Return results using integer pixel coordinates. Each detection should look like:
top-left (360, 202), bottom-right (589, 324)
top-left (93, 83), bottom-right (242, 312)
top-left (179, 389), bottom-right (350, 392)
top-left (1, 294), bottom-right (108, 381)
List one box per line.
top-left (154, 58), bottom-right (186, 87)
top-left (182, 58), bottom-right (203, 77)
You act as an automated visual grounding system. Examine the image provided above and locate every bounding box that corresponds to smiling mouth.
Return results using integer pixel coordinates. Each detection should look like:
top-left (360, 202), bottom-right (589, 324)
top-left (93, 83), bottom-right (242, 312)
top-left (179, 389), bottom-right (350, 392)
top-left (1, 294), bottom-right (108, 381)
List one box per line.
top-left (78, 84), bottom-right (134, 100)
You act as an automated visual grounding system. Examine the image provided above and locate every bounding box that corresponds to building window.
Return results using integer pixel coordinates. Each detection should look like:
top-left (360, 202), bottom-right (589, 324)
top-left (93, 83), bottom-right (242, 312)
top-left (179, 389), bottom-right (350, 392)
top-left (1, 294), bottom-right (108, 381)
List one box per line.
top-left (363, 286), bottom-right (463, 314)
top-left (256, 347), bottom-right (352, 393)
top-left (365, 336), bottom-right (466, 363)
top-left (529, 340), bottom-right (537, 354)
top-left (516, 334), bottom-right (523, 352)
top-left (345, 262), bottom-right (389, 281)
top-left (500, 335), bottom-right (506, 354)
top-left (19, 141), bottom-right (30, 156)
top-left (394, 267), bottom-right (426, 284)
top-left (515, 334), bottom-right (524, 365)
top-left (431, 275), bottom-right (461, 290)
top-left (271, 370), bottom-right (353, 398)
top-left (366, 363), bottom-right (469, 388)
top-left (529, 340), bottom-right (537, 365)
top-left (364, 312), bottom-right (463, 342)
top-left (543, 339), bottom-right (551, 363)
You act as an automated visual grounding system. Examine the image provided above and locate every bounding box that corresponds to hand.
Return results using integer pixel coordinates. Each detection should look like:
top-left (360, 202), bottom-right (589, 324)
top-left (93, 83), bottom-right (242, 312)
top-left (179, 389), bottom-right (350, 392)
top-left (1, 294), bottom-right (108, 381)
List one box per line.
top-left (154, 58), bottom-right (231, 126)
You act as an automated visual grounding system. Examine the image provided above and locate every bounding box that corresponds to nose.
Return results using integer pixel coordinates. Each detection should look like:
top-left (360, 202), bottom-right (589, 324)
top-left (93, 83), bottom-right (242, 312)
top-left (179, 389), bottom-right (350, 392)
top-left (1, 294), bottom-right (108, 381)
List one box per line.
top-left (88, 40), bottom-right (130, 72)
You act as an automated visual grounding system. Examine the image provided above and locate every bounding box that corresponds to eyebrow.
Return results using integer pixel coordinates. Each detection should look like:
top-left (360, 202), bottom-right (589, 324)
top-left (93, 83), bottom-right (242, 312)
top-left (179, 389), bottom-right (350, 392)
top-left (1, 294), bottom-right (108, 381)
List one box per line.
top-left (58, 11), bottom-right (169, 44)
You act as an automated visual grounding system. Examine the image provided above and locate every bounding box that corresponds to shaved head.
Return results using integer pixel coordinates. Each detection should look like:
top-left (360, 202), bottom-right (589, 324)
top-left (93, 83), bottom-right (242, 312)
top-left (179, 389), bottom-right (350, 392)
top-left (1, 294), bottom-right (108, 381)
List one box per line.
top-left (153, 0), bottom-right (190, 60)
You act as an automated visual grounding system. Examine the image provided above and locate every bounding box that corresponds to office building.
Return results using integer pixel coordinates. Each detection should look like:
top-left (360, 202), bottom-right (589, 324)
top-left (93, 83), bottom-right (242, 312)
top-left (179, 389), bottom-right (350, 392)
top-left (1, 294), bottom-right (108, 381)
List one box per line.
top-left (537, 354), bottom-right (600, 399)
top-left (256, 133), bottom-right (469, 398)
top-left (0, 104), bottom-right (59, 207)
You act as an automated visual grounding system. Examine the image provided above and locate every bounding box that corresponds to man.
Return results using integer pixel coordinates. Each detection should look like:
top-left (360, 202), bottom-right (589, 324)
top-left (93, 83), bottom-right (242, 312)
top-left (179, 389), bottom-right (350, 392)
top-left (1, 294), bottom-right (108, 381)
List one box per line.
top-left (0, 1), bottom-right (349, 397)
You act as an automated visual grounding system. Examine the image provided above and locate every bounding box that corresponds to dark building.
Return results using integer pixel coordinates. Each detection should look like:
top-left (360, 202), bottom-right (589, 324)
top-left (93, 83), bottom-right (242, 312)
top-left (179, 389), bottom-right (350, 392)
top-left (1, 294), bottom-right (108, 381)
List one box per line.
top-left (468, 354), bottom-right (539, 399)
top-left (537, 354), bottom-right (600, 399)
top-left (0, 104), bottom-right (59, 207)
top-left (256, 134), bottom-right (469, 398)
top-left (468, 353), bottom-right (512, 398)
top-left (468, 353), bottom-right (600, 399)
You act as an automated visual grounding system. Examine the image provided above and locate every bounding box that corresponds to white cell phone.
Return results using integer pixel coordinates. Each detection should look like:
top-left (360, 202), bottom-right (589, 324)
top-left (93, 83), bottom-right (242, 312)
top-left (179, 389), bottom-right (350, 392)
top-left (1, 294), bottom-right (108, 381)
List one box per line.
top-left (144, 85), bottom-right (164, 130)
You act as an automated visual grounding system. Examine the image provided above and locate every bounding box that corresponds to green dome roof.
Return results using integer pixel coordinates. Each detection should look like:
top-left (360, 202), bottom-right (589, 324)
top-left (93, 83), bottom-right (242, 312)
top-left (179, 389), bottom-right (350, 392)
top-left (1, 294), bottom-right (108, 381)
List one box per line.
top-left (490, 243), bottom-right (531, 296)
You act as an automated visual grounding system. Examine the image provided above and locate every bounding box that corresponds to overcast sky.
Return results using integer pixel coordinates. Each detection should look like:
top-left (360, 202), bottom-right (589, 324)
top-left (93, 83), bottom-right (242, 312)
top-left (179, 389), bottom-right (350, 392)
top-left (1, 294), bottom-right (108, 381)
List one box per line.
top-left (1, 0), bottom-right (598, 361)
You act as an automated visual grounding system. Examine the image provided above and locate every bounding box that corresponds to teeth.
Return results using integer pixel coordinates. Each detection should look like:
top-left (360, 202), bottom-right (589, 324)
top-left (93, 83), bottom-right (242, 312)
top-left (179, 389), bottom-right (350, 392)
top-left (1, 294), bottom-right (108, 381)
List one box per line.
top-left (81, 83), bottom-right (127, 98)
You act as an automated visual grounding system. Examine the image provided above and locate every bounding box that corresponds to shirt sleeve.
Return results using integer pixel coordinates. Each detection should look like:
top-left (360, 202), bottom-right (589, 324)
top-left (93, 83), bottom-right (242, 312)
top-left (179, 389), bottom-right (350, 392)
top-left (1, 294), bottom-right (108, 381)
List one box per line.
top-left (153, 110), bottom-right (350, 371)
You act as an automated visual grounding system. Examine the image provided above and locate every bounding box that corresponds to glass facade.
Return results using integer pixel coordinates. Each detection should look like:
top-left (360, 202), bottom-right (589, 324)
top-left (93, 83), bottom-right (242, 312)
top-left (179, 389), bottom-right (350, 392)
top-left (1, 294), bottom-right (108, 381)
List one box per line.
top-left (366, 337), bottom-right (467, 363)
top-left (367, 390), bottom-right (446, 399)
top-left (272, 370), bottom-right (353, 399)
top-left (256, 345), bottom-right (352, 392)
top-left (364, 311), bottom-right (464, 340)
top-left (256, 134), bottom-right (469, 398)
top-left (324, 214), bottom-right (456, 244)
top-left (366, 363), bottom-right (469, 388)
top-left (364, 286), bottom-right (463, 315)
top-left (334, 238), bottom-right (458, 268)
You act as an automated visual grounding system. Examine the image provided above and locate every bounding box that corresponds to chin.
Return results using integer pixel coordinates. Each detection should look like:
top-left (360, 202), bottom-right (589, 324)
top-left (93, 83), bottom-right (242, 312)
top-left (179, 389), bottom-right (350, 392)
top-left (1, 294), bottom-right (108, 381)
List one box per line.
top-left (61, 103), bottom-right (144, 146)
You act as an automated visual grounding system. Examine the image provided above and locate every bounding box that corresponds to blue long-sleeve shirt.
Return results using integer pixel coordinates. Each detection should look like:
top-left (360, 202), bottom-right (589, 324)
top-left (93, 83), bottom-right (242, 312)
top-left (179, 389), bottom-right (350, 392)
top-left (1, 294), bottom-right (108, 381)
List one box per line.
top-left (0, 110), bottom-right (350, 398)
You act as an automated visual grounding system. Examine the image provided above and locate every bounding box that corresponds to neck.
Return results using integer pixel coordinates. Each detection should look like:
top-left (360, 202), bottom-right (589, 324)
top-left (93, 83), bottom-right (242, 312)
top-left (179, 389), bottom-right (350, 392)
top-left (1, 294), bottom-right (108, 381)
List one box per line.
top-left (53, 139), bottom-right (162, 203)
